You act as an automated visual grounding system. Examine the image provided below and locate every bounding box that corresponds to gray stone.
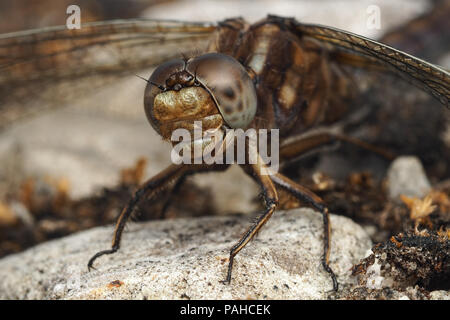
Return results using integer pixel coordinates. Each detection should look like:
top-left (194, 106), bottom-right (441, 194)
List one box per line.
top-left (387, 156), bottom-right (431, 202)
top-left (0, 209), bottom-right (371, 300)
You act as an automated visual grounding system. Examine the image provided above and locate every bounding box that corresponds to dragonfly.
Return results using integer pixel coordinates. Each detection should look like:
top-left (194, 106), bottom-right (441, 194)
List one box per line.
top-left (0, 9), bottom-right (449, 293)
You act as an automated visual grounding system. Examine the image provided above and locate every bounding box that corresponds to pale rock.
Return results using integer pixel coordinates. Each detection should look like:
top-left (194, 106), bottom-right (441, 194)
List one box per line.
top-left (0, 209), bottom-right (371, 300)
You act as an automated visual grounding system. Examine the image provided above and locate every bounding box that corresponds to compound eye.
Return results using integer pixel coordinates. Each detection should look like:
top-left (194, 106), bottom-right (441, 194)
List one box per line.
top-left (149, 59), bottom-right (185, 87)
top-left (144, 59), bottom-right (185, 133)
top-left (187, 53), bottom-right (257, 129)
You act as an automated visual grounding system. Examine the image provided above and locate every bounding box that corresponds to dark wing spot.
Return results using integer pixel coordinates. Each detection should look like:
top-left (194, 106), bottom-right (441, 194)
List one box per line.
top-left (237, 102), bottom-right (243, 111)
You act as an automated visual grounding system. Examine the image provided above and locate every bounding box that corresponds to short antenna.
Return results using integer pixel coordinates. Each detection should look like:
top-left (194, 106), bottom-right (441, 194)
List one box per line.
top-left (135, 74), bottom-right (165, 91)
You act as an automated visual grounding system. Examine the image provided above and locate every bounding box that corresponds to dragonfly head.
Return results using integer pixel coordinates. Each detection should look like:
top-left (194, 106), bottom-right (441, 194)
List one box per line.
top-left (144, 53), bottom-right (257, 146)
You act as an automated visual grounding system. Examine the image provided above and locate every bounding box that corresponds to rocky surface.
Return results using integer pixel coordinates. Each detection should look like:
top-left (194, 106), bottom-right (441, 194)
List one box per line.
top-left (0, 209), bottom-right (372, 300)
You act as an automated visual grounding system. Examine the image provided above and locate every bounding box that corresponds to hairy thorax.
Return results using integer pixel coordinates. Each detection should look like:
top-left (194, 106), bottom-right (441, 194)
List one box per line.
top-left (208, 17), bottom-right (355, 138)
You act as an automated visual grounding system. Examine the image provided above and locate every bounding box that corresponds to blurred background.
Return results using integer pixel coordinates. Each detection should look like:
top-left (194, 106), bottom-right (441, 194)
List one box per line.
top-left (0, 0), bottom-right (434, 37)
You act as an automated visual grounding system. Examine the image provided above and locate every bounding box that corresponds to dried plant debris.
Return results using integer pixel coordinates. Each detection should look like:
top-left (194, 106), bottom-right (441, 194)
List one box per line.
top-left (0, 158), bottom-right (216, 258)
top-left (350, 230), bottom-right (449, 297)
top-left (312, 172), bottom-right (387, 227)
top-left (278, 171), bottom-right (386, 224)
top-left (286, 171), bottom-right (393, 243)
top-left (291, 171), bottom-right (450, 243)
top-left (401, 194), bottom-right (436, 235)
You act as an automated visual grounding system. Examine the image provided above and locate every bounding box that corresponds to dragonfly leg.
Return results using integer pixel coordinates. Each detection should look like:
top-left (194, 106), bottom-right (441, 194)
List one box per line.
top-left (221, 156), bottom-right (279, 284)
top-left (280, 131), bottom-right (394, 163)
top-left (270, 172), bottom-right (338, 291)
top-left (87, 164), bottom-right (186, 271)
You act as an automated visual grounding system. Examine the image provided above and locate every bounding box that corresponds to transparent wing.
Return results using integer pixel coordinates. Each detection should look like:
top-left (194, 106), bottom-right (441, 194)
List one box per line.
top-left (295, 22), bottom-right (450, 107)
top-left (0, 19), bottom-right (216, 128)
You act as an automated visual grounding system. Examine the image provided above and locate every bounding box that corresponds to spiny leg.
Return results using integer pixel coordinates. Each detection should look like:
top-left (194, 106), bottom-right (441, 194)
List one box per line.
top-left (270, 172), bottom-right (338, 291)
top-left (87, 164), bottom-right (186, 271)
top-left (221, 155), bottom-right (279, 284)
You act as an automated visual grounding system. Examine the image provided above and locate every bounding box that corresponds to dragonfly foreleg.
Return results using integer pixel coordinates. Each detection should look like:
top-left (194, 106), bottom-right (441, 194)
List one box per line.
top-left (87, 164), bottom-right (186, 271)
top-left (221, 155), bottom-right (279, 284)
